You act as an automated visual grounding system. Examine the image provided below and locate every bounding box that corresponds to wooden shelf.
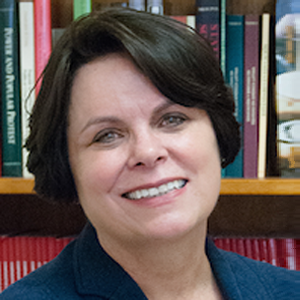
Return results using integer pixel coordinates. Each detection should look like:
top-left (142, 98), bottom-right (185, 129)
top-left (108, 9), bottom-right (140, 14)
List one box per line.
top-left (0, 178), bottom-right (299, 196)
top-left (0, 178), bottom-right (35, 194)
top-left (220, 178), bottom-right (300, 195)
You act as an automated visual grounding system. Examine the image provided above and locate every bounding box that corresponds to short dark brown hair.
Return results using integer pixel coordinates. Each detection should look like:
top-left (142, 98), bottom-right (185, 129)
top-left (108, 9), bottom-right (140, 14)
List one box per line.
top-left (26, 8), bottom-right (240, 203)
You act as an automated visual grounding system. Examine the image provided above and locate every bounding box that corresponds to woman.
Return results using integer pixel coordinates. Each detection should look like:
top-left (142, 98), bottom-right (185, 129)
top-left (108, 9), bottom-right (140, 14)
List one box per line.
top-left (1, 8), bottom-right (298, 300)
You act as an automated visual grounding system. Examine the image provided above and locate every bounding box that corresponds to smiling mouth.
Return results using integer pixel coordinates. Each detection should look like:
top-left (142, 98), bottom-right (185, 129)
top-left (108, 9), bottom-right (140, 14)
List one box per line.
top-left (122, 179), bottom-right (187, 200)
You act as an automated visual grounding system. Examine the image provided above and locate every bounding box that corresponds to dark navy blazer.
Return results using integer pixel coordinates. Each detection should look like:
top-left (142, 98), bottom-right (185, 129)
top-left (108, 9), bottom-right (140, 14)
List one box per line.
top-left (1, 224), bottom-right (299, 299)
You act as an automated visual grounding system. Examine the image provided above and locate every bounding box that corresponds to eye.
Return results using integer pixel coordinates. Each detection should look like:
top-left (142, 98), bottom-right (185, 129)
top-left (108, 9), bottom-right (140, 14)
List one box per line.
top-left (160, 113), bottom-right (187, 128)
top-left (92, 129), bottom-right (123, 144)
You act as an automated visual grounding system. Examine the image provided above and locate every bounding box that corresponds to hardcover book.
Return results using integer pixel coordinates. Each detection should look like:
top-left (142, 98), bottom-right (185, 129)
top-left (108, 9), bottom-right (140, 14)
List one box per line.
top-left (275, 0), bottom-right (300, 177)
top-left (73, 0), bottom-right (92, 20)
top-left (224, 15), bottom-right (244, 178)
top-left (219, 0), bottom-right (226, 75)
top-left (243, 15), bottom-right (260, 178)
top-left (19, 0), bottom-right (35, 178)
top-left (0, 0), bottom-right (22, 177)
top-left (257, 13), bottom-right (271, 179)
top-left (195, 0), bottom-right (219, 59)
top-left (34, 0), bottom-right (52, 95)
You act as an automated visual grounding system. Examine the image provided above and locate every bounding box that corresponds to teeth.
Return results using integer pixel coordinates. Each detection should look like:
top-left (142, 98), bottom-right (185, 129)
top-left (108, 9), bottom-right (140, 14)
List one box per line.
top-left (125, 179), bottom-right (186, 200)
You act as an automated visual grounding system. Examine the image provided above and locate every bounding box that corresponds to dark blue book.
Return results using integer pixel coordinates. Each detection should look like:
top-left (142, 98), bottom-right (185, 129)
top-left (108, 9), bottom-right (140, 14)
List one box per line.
top-left (195, 0), bottom-right (220, 59)
top-left (0, 0), bottom-right (22, 176)
top-left (224, 15), bottom-right (244, 178)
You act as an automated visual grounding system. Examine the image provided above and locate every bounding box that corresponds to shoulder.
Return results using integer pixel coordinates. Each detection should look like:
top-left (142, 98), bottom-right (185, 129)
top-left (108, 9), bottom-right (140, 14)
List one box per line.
top-left (206, 239), bottom-right (300, 299)
top-left (217, 247), bottom-right (300, 298)
top-left (0, 239), bottom-right (79, 300)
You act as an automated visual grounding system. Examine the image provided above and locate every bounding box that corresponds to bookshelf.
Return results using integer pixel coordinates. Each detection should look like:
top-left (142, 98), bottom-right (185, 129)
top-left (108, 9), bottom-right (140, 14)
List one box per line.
top-left (1, 177), bottom-right (300, 195)
top-left (0, 0), bottom-right (299, 239)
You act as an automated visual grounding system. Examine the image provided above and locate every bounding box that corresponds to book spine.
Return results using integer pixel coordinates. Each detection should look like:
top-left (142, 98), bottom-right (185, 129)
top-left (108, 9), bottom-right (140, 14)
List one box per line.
top-left (275, 0), bottom-right (300, 177)
top-left (224, 15), bottom-right (244, 178)
top-left (73, 0), bottom-right (92, 20)
top-left (0, 0), bottom-right (22, 177)
top-left (219, 0), bottom-right (226, 75)
top-left (243, 15), bottom-right (259, 178)
top-left (147, 0), bottom-right (164, 15)
top-left (34, 0), bottom-right (52, 96)
top-left (267, 238), bottom-right (278, 267)
top-left (220, 0), bottom-right (226, 179)
top-left (19, 0), bottom-right (35, 178)
top-left (257, 13), bottom-right (271, 179)
top-left (186, 15), bottom-right (196, 29)
top-left (244, 238), bottom-right (253, 260)
top-left (251, 238), bottom-right (261, 261)
top-left (128, 0), bottom-right (145, 11)
top-left (195, 0), bottom-right (220, 59)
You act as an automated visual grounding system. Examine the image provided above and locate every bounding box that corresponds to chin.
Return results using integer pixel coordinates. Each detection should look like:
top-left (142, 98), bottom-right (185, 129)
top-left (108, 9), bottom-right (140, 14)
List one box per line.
top-left (140, 215), bottom-right (207, 242)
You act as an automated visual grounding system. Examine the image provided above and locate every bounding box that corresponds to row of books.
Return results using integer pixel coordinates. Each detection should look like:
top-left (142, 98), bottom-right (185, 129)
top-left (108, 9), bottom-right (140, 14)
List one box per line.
top-left (0, 0), bottom-right (52, 178)
top-left (0, 236), bottom-right (298, 292)
top-left (0, 0), bottom-right (299, 178)
top-left (173, 0), bottom-right (300, 178)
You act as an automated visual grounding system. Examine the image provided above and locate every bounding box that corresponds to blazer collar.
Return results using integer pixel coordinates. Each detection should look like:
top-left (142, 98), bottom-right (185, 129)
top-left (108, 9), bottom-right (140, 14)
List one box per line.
top-left (73, 223), bottom-right (147, 299)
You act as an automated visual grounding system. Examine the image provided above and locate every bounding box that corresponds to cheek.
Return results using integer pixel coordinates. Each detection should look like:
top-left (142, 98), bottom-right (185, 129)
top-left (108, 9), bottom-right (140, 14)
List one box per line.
top-left (173, 129), bottom-right (221, 174)
top-left (70, 148), bottom-right (127, 197)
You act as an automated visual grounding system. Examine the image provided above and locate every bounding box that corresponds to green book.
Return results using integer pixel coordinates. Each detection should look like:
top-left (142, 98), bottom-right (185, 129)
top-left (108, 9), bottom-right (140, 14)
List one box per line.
top-left (0, 0), bottom-right (22, 177)
top-left (73, 0), bottom-right (92, 20)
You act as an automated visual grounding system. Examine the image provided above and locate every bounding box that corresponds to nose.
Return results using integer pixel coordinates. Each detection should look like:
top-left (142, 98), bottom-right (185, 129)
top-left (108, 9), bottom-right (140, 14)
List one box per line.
top-left (127, 130), bottom-right (168, 169)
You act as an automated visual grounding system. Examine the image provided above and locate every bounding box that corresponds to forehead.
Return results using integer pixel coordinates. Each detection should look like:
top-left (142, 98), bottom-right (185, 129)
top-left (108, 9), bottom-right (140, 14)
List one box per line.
top-left (68, 53), bottom-right (173, 123)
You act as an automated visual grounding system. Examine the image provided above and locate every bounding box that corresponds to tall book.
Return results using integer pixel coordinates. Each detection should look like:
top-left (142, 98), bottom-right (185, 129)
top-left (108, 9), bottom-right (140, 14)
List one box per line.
top-left (257, 13), bottom-right (271, 179)
top-left (219, 0), bottom-right (226, 75)
top-left (73, 0), bottom-right (92, 20)
top-left (195, 0), bottom-right (220, 59)
top-left (275, 0), bottom-right (300, 178)
top-left (34, 0), bottom-right (52, 96)
top-left (219, 0), bottom-right (226, 178)
top-left (243, 15), bottom-right (260, 178)
top-left (224, 15), bottom-right (244, 178)
top-left (0, 0), bottom-right (22, 177)
top-left (19, 0), bottom-right (35, 178)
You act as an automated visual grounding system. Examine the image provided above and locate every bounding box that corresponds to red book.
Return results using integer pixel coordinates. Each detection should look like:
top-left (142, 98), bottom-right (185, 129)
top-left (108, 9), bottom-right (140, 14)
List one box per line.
top-left (276, 238), bottom-right (297, 270)
top-left (170, 15), bottom-right (196, 29)
top-left (34, 0), bottom-right (52, 95)
top-left (251, 239), bottom-right (261, 261)
top-left (222, 238), bottom-right (231, 251)
top-left (285, 239), bottom-right (296, 270)
top-left (296, 239), bottom-right (300, 271)
top-left (244, 239), bottom-right (253, 260)
top-left (267, 238), bottom-right (278, 267)
top-left (213, 238), bottom-right (224, 249)
top-left (236, 239), bottom-right (246, 256)
top-left (243, 15), bottom-right (260, 178)
top-left (259, 239), bottom-right (269, 263)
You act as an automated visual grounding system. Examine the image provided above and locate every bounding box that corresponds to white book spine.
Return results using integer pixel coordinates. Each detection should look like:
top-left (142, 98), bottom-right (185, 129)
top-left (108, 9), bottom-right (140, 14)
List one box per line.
top-left (19, 2), bottom-right (35, 178)
top-left (257, 14), bottom-right (270, 179)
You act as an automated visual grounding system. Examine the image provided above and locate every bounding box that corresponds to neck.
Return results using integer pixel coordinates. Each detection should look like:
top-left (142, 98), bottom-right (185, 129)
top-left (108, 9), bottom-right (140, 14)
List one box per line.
top-left (97, 223), bottom-right (221, 300)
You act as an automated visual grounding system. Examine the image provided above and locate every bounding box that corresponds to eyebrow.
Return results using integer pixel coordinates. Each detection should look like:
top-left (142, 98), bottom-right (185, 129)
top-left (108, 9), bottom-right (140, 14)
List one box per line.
top-left (80, 116), bottom-right (122, 134)
top-left (80, 101), bottom-right (176, 133)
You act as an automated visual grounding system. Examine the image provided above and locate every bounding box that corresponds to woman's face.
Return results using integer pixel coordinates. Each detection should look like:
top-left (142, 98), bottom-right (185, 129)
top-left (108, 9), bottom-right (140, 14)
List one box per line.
top-left (68, 54), bottom-right (221, 245)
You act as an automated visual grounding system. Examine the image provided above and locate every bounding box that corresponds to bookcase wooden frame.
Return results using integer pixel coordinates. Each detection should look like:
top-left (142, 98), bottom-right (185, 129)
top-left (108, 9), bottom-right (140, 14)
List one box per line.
top-left (1, 0), bottom-right (299, 238)
top-left (0, 177), bottom-right (300, 195)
